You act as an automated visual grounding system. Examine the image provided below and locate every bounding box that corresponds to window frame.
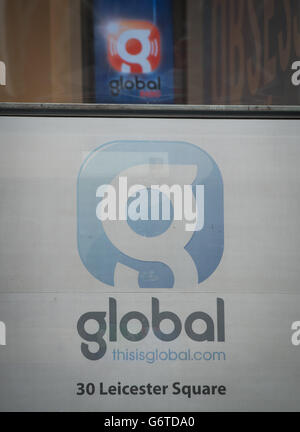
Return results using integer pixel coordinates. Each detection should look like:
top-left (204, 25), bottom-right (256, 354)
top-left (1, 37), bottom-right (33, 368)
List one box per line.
top-left (0, 103), bottom-right (299, 119)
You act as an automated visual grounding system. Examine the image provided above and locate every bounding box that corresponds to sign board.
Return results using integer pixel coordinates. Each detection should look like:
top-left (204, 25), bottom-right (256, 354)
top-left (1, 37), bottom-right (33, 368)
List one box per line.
top-left (93, 0), bottom-right (175, 103)
top-left (0, 117), bottom-right (299, 411)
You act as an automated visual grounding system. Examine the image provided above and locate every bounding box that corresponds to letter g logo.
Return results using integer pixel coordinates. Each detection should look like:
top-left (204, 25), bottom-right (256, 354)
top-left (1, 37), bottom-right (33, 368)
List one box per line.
top-left (107, 20), bottom-right (161, 73)
top-left (117, 29), bottom-right (151, 73)
top-left (77, 141), bottom-right (224, 290)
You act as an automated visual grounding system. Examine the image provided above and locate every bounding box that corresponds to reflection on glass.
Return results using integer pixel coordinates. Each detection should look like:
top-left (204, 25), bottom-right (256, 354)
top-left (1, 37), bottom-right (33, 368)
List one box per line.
top-left (0, 0), bottom-right (299, 105)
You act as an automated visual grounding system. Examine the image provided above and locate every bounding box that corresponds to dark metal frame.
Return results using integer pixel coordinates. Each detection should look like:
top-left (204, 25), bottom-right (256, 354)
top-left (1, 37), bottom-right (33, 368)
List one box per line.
top-left (0, 103), bottom-right (300, 118)
top-left (81, 0), bottom-right (95, 103)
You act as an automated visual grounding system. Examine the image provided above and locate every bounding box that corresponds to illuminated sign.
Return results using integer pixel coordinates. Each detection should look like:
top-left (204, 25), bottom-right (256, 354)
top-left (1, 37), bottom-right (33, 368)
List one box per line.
top-left (93, 0), bottom-right (174, 103)
top-left (107, 20), bottom-right (160, 74)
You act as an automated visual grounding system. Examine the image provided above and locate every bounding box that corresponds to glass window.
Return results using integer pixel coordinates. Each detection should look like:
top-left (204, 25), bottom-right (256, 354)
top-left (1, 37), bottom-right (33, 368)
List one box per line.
top-left (0, 0), bottom-right (299, 105)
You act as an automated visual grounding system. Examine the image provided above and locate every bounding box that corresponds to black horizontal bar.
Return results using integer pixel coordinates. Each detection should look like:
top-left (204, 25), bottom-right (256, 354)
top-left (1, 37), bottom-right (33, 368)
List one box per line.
top-left (0, 103), bottom-right (300, 119)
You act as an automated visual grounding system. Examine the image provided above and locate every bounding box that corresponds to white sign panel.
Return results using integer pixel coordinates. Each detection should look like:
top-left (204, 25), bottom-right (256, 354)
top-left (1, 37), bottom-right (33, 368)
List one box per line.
top-left (0, 117), bottom-right (299, 411)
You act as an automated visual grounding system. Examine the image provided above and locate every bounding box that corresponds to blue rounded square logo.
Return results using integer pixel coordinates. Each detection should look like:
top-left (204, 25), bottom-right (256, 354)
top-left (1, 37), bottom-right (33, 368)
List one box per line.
top-left (77, 141), bottom-right (223, 289)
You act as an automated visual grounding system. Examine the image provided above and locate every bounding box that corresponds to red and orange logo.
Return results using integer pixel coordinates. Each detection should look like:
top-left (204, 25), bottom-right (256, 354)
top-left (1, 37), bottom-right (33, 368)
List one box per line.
top-left (107, 20), bottom-right (161, 74)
